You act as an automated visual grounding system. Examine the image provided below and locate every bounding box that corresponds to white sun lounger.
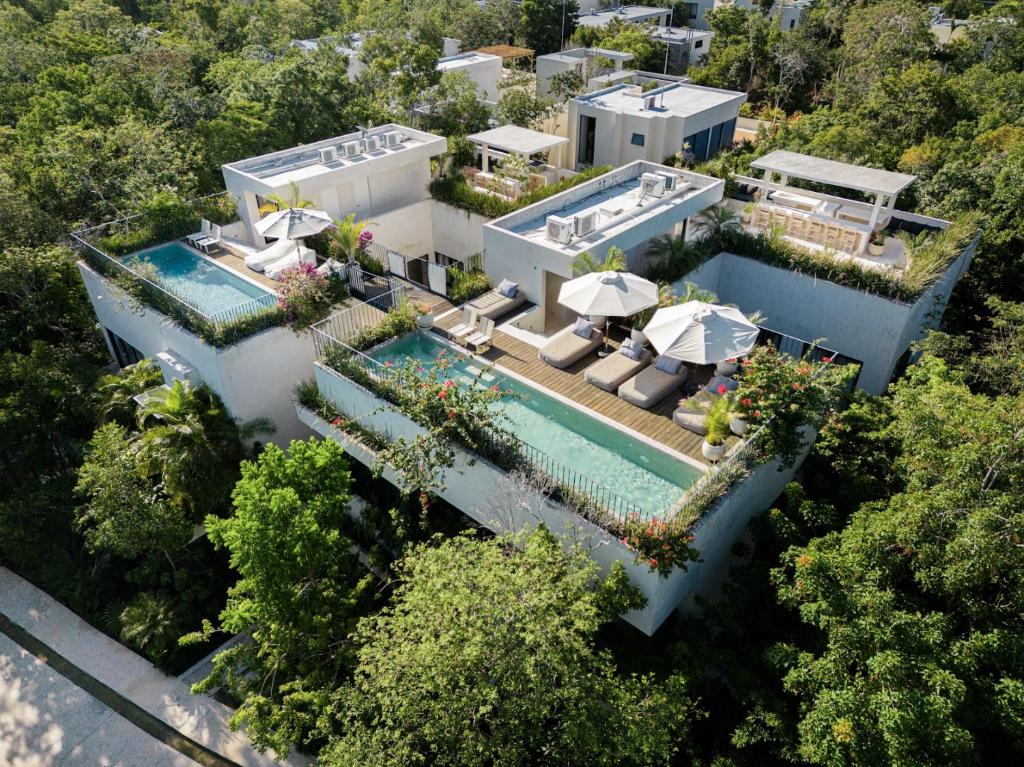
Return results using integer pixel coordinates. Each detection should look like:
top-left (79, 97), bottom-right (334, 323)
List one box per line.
top-left (245, 238), bottom-right (297, 272)
top-left (266, 245), bottom-right (317, 280)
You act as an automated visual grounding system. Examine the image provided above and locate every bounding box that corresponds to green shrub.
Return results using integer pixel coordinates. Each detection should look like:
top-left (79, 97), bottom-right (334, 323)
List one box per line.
top-left (448, 268), bottom-right (491, 305)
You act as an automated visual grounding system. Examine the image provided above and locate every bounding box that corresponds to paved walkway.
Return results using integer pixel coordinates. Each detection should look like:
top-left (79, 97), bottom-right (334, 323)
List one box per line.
top-left (0, 568), bottom-right (308, 767)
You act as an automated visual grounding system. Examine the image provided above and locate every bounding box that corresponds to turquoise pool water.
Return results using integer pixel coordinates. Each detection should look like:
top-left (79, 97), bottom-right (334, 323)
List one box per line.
top-left (369, 332), bottom-right (702, 516)
top-left (124, 242), bottom-right (273, 319)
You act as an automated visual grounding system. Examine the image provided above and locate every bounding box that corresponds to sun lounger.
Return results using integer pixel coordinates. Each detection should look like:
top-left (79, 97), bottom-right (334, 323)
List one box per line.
top-left (618, 360), bottom-right (688, 409)
top-left (465, 317), bottom-right (495, 352)
top-left (584, 348), bottom-right (652, 392)
top-left (539, 325), bottom-right (604, 369)
top-left (448, 307), bottom-right (480, 343)
top-left (265, 245), bottom-right (317, 280)
top-left (245, 238), bottom-right (297, 272)
top-left (193, 224), bottom-right (222, 253)
top-left (185, 218), bottom-right (212, 246)
top-left (469, 288), bottom-right (527, 321)
top-left (672, 390), bottom-right (718, 436)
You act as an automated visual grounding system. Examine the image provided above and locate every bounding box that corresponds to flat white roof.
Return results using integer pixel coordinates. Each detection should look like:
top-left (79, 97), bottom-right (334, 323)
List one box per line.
top-left (751, 150), bottom-right (917, 197)
top-left (539, 46), bottom-right (635, 64)
top-left (576, 81), bottom-right (745, 117)
top-left (576, 6), bottom-right (670, 27)
top-left (467, 125), bottom-right (568, 155)
top-left (650, 26), bottom-right (714, 43)
top-left (436, 51), bottom-right (501, 71)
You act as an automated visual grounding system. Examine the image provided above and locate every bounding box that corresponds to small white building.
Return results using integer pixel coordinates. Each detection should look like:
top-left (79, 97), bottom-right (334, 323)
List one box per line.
top-left (292, 34), bottom-right (365, 80)
top-left (436, 51), bottom-right (504, 103)
top-left (650, 26), bottom-right (714, 70)
top-left (535, 47), bottom-right (635, 97)
top-left (712, 0), bottom-right (812, 30)
top-left (483, 161), bottom-right (724, 332)
top-left (575, 5), bottom-right (672, 29)
top-left (222, 124), bottom-right (447, 253)
top-left (568, 81), bottom-right (746, 169)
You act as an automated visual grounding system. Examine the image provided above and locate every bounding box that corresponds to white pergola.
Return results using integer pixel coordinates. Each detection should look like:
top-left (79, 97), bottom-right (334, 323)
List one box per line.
top-left (749, 150), bottom-right (917, 255)
top-left (467, 125), bottom-right (569, 173)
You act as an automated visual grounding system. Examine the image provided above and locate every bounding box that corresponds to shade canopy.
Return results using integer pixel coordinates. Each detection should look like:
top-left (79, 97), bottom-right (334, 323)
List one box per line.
top-left (557, 271), bottom-right (659, 318)
top-left (255, 207), bottom-right (333, 240)
top-left (643, 301), bottom-right (759, 364)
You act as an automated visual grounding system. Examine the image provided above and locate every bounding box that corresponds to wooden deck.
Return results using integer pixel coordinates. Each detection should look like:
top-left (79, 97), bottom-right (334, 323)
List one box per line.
top-left (203, 240), bottom-right (279, 290)
top-left (433, 305), bottom-right (738, 468)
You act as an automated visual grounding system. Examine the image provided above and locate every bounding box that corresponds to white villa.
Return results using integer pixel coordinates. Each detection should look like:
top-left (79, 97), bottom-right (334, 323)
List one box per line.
top-left (535, 47), bottom-right (635, 96)
top-left (576, 5), bottom-right (672, 29)
top-left (569, 81), bottom-right (746, 169)
top-left (436, 50), bottom-right (503, 103)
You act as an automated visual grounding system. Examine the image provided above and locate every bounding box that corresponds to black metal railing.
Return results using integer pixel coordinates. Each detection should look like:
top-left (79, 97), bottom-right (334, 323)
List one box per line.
top-left (311, 285), bottom-right (408, 356)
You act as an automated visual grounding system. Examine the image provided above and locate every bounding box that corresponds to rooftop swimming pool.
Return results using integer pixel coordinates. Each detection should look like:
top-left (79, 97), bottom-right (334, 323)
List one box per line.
top-left (369, 332), bottom-right (703, 517)
top-left (123, 242), bottom-right (275, 320)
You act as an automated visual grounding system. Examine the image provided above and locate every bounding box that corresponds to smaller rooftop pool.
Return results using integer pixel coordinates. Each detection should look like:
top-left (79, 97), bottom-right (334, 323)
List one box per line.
top-left (124, 242), bottom-right (275, 321)
top-left (368, 332), bottom-right (703, 518)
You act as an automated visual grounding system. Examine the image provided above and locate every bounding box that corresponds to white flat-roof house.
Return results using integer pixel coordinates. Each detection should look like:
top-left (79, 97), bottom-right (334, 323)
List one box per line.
top-left (292, 34), bottom-right (366, 80)
top-left (569, 81), bottom-right (746, 169)
top-left (222, 124), bottom-right (447, 256)
top-left (436, 51), bottom-right (503, 103)
top-left (651, 26), bottom-right (714, 70)
top-left (713, 0), bottom-right (812, 30)
top-left (483, 161), bottom-right (725, 332)
top-left (576, 5), bottom-right (673, 28)
top-left (535, 47), bottom-right (635, 96)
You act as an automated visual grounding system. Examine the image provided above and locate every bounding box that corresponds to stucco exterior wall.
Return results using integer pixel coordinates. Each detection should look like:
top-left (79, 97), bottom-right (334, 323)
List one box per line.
top-left (430, 202), bottom-right (488, 260)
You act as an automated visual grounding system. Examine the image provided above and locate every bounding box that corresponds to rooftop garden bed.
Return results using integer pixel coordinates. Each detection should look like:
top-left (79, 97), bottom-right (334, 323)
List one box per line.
top-left (646, 209), bottom-right (981, 304)
top-left (430, 164), bottom-right (613, 219)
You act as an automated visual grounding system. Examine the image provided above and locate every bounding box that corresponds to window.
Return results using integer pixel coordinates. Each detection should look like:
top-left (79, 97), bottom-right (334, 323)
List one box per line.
top-left (789, 20), bottom-right (796, 29)
top-left (106, 328), bottom-right (144, 368)
top-left (694, 40), bottom-right (703, 49)
top-left (630, 132), bottom-right (645, 147)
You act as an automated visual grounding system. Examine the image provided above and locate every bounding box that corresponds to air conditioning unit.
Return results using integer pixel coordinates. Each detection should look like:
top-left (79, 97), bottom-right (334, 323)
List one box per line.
top-left (546, 215), bottom-right (573, 244)
top-left (318, 146), bottom-right (338, 163)
top-left (658, 172), bottom-right (678, 192)
top-left (640, 172), bottom-right (666, 198)
top-left (363, 135), bottom-right (381, 152)
top-left (341, 140), bottom-right (361, 157)
top-left (643, 96), bottom-right (656, 111)
top-left (382, 131), bottom-right (402, 148)
top-left (573, 210), bottom-right (599, 237)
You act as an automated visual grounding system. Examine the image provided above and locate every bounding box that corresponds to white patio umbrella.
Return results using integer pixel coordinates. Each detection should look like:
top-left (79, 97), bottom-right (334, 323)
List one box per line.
top-left (255, 208), bottom-right (333, 240)
top-left (557, 271), bottom-right (659, 320)
top-left (643, 301), bottom-right (759, 364)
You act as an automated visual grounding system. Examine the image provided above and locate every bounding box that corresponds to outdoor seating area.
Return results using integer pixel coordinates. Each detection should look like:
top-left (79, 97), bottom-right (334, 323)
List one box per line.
top-left (465, 125), bottom-right (571, 199)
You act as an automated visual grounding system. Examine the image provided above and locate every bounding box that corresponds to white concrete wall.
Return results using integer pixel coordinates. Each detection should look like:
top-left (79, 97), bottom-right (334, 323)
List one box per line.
top-left (365, 200), bottom-right (435, 258)
top-left (79, 263), bottom-right (314, 445)
top-left (307, 362), bottom-right (806, 635)
top-left (431, 202), bottom-right (488, 260)
top-left (675, 250), bottom-right (973, 393)
top-left (439, 55), bottom-right (503, 103)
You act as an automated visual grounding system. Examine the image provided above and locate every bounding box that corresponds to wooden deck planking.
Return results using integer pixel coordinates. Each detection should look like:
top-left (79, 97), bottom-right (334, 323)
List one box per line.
top-left (433, 308), bottom-right (738, 467)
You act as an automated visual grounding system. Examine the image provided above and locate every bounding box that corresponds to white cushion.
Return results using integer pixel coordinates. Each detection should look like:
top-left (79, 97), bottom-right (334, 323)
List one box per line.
top-left (497, 279), bottom-right (518, 298)
top-left (573, 317), bottom-right (594, 339)
top-left (655, 355), bottom-right (683, 375)
top-left (620, 338), bottom-right (642, 360)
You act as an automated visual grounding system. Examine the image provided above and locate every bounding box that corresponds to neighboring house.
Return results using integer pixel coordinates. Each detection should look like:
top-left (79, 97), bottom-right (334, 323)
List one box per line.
top-left (535, 47), bottom-right (635, 97)
top-left (575, 5), bottom-right (672, 29)
top-left (650, 26), bottom-right (714, 70)
top-left (436, 51), bottom-right (504, 103)
top-left (712, 0), bottom-right (812, 31)
top-left (292, 34), bottom-right (365, 80)
top-left (568, 81), bottom-right (747, 169)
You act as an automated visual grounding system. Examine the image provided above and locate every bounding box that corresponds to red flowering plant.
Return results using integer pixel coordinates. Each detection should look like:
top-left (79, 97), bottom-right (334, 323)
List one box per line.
top-left (619, 513), bottom-right (700, 576)
top-left (371, 350), bottom-right (520, 512)
top-left (732, 344), bottom-right (852, 467)
top-left (276, 262), bottom-right (345, 329)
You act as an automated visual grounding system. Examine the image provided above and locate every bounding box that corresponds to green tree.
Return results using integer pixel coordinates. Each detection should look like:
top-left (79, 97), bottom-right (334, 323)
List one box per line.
top-left (520, 0), bottom-right (578, 55)
top-left (187, 439), bottom-right (377, 755)
top-left (321, 530), bottom-right (695, 767)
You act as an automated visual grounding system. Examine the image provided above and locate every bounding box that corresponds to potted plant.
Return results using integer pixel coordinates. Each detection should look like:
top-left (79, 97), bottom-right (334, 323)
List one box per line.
top-left (741, 201), bottom-right (754, 224)
top-left (415, 302), bottom-right (434, 329)
top-left (868, 230), bottom-right (886, 256)
top-left (729, 392), bottom-right (753, 436)
top-left (716, 356), bottom-right (739, 376)
top-left (702, 397), bottom-right (730, 462)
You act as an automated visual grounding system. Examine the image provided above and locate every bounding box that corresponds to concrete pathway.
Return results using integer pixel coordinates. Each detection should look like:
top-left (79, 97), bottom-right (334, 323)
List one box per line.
top-left (0, 632), bottom-right (197, 766)
top-left (0, 568), bottom-right (309, 767)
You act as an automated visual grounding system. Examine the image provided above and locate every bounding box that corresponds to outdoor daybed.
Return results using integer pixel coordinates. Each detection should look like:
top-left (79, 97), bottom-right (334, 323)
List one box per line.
top-left (673, 389), bottom-right (718, 435)
top-left (618, 356), bottom-right (688, 409)
top-left (469, 284), bottom-right (527, 320)
top-left (245, 238), bottom-right (297, 272)
top-left (539, 323), bottom-right (604, 369)
top-left (584, 344), bottom-right (652, 392)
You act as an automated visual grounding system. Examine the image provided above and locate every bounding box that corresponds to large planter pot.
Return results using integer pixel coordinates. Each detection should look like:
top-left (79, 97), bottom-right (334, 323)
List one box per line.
top-left (702, 440), bottom-right (727, 462)
top-left (630, 328), bottom-right (648, 346)
top-left (730, 416), bottom-right (748, 436)
top-left (716, 360), bottom-right (738, 376)
top-left (416, 313), bottom-right (434, 329)
top-left (868, 239), bottom-right (886, 256)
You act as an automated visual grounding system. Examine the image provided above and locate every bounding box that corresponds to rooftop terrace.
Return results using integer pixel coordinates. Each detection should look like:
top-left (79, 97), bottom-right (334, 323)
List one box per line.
top-left (576, 5), bottom-right (670, 27)
top-left (576, 81), bottom-right (746, 116)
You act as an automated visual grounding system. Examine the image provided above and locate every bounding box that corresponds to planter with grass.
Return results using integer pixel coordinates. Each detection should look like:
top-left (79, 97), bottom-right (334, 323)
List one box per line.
top-left (701, 397), bottom-right (730, 462)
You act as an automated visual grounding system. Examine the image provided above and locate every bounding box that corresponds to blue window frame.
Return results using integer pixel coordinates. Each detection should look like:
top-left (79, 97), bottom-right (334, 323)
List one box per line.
top-left (630, 132), bottom-right (645, 147)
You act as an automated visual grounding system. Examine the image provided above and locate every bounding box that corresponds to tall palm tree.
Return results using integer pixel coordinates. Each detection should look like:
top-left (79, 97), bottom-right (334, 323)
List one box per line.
top-left (694, 205), bottom-right (741, 248)
top-left (330, 212), bottom-right (375, 263)
top-left (94, 359), bottom-right (163, 426)
top-left (258, 181), bottom-right (316, 216)
top-left (571, 246), bottom-right (628, 276)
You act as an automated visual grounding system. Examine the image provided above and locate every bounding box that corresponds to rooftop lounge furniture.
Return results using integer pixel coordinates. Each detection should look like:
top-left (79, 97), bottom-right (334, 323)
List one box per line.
top-left (186, 218), bottom-right (213, 247)
top-left (704, 374), bottom-right (739, 395)
top-left (469, 282), bottom-right (527, 320)
top-left (265, 245), bottom-right (317, 280)
top-left (673, 389), bottom-right (718, 436)
top-left (465, 317), bottom-right (495, 352)
top-left (448, 306), bottom-right (480, 343)
top-left (245, 237), bottom-right (297, 272)
top-left (584, 344), bottom-right (652, 392)
top-left (539, 320), bottom-right (604, 369)
top-left (617, 355), bottom-right (688, 409)
top-left (193, 223), bottom-right (222, 254)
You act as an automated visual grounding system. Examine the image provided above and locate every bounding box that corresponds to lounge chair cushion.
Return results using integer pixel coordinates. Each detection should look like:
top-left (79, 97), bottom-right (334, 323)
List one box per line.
top-left (673, 391), bottom-right (717, 436)
top-left (539, 326), bottom-right (604, 369)
top-left (266, 246), bottom-right (316, 280)
top-left (705, 375), bottom-right (739, 394)
top-left (655, 355), bottom-right (683, 375)
top-left (620, 337), bottom-right (642, 360)
top-left (469, 289), bottom-right (527, 320)
top-left (573, 317), bottom-right (595, 339)
top-left (585, 348), bottom-right (652, 392)
top-left (618, 364), bottom-right (688, 409)
top-left (497, 279), bottom-right (518, 298)
top-left (245, 238), bottom-right (296, 271)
